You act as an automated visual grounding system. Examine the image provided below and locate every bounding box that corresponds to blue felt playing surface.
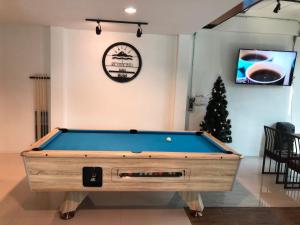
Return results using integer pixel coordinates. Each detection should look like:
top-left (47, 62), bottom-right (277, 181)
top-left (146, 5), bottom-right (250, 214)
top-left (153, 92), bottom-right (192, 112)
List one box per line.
top-left (40, 130), bottom-right (225, 153)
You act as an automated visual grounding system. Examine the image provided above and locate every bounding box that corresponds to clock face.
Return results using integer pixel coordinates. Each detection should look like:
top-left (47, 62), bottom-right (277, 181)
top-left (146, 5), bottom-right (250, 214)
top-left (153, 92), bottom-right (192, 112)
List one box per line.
top-left (102, 42), bottom-right (142, 83)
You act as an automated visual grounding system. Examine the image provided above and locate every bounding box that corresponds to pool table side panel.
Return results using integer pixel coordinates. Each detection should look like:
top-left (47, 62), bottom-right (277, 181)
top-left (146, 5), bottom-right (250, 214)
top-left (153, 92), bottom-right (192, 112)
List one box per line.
top-left (230, 156), bottom-right (242, 190)
top-left (22, 157), bottom-right (33, 190)
top-left (22, 156), bottom-right (240, 192)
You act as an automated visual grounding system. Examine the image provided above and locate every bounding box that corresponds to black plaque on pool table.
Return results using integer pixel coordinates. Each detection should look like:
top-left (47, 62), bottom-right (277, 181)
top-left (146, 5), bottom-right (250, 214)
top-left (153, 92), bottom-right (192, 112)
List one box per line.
top-left (82, 167), bottom-right (103, 187)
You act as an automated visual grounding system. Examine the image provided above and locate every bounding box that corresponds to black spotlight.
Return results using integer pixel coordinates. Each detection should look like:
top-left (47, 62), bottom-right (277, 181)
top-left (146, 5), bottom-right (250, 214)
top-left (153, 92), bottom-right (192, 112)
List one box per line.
top-left (96, 22), bottom-right (102, 35)
top-left (136, 24), bottom-right (142, 38)
top-left (273, 0), bottom-right (281, 13)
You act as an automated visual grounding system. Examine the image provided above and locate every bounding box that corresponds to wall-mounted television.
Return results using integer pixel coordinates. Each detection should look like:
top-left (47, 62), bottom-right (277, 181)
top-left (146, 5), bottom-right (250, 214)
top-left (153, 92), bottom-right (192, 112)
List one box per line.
top-left (236, 49), bottom-right (297, 86)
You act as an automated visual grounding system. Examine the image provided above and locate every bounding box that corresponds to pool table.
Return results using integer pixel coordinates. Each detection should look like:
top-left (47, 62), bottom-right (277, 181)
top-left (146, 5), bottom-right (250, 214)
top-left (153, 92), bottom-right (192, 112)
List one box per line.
top-left (21, 128), bottom-right (241, 219)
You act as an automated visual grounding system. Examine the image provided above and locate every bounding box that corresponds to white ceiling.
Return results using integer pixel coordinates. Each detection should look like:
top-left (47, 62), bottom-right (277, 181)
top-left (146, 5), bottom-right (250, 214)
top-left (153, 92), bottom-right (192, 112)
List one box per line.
top-left (0, 0), bottom-right (241, 35)
top-left (243, 0), bottom-right (300, 22)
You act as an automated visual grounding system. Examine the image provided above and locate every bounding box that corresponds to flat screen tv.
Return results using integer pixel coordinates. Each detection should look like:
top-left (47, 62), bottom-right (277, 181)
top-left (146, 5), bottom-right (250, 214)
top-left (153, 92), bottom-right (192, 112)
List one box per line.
top-left (236, 49), bottom-right (297, 86)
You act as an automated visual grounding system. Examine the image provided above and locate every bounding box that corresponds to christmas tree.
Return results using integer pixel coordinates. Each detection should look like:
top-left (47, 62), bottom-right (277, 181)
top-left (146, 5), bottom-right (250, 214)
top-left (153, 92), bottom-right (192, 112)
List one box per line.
top-left (200, 76), bottom-right (232, 143)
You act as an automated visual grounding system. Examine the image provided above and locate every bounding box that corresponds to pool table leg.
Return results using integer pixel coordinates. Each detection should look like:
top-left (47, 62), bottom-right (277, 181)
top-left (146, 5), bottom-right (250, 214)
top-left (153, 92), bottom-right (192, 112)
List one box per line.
top-left (59, 192), bottom-right (88, 219)
top-left (178, 192), bottom-right (204, 217)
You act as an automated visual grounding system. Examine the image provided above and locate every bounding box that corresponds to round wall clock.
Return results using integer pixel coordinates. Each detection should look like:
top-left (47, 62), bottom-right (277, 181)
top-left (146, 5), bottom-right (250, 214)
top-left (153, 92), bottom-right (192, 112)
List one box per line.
top-left (102, 42), bottom-right (142, 83)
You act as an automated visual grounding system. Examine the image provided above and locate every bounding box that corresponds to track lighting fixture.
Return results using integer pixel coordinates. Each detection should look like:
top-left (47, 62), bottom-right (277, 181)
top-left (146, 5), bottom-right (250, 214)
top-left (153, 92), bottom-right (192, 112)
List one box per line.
top-left (273, 0), bottom-right (281, 13)
top-left (86, 19), bottom-right (148, 37)
top-left (136, 24), bottom-right (142, 38)
top-left (96, 21), bottom-right (102, 35)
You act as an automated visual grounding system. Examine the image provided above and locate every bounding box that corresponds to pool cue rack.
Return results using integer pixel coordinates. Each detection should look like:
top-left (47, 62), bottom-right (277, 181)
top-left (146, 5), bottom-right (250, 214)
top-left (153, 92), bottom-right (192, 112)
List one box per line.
top-left (29, 74), bottom-right (50, 140)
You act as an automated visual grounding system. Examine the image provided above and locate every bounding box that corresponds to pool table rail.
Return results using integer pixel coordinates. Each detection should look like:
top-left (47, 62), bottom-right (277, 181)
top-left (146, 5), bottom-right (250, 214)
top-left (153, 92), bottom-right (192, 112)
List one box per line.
top-left (26, 128), bottom-right (61, 151)
top-left (203, 132), bottom-right (242, 157)
top-left (21, 149), bottom-right (240, 160)
top-left (21, 128), bottom-right (241, 160)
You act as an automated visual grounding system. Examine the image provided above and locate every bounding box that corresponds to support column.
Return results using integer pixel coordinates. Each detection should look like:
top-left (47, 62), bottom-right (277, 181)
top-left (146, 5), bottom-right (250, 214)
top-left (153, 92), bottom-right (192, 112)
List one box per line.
top-left (59, 192), bottom-right (88, 220)
top-left (178, 191), bottom-right (204, 217)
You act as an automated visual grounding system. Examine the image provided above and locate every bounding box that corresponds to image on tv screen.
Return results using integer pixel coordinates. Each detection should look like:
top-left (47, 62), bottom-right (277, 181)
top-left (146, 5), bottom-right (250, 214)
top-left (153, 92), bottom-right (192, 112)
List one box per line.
top-left (236, 49), bottom-right (297, 86)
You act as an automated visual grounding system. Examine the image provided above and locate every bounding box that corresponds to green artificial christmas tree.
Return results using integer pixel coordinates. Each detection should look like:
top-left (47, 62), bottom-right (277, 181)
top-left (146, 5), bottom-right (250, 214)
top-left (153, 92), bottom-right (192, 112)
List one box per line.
top-left (200, 76), bottom-right (232, 143)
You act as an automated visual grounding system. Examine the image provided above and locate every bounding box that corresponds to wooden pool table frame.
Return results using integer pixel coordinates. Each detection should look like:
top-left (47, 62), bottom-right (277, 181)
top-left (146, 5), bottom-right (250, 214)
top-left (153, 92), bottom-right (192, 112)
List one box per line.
top-left (21, 128), bottom-right (242, 219)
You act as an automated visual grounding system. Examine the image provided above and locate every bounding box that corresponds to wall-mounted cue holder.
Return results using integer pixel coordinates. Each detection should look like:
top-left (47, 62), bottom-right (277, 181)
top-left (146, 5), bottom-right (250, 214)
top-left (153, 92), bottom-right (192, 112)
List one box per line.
top-left (29, 74), bottom-right (50, 140)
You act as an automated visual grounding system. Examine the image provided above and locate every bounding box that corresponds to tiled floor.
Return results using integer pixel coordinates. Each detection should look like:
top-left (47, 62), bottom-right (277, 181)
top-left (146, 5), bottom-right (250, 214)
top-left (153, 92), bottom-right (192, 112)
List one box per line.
top-left (188, 208), bottom-right (300, 225)
top-left (203, 157), bottom-right (300, 207)
top-left (0, 154), bottom-right (299, 225)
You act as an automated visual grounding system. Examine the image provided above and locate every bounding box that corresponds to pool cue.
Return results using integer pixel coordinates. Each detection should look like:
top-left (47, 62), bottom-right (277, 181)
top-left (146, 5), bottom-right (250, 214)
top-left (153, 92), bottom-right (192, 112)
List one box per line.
top-left (42, 75), bottom-right (46, 137)
top-left (37, 74), bottom-right (40, 140)
top-left (46, 75), bottom-right (49, 133)
top-left (41, 74), bottom-right (50, 136)
top-left (37, 75), bottom-right (41, 139)
top-left (42, 75), bottom-right (45, 137)
top-left (36, 75), bottom-right (39, 139)
top-left (40, 75), bottom-right (43, 137)
top-left (43, 74), bottom-right (48, 136)
top-left (44, 76), bottom-right (47, 134)
top-left (34, 76), bottom-right (38, 140)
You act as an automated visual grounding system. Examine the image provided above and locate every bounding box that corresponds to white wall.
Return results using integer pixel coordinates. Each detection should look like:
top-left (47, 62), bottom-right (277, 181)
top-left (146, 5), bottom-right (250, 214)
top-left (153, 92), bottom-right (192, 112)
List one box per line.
top-left (189, 17), bottom-right (299, 156)
top-left (0, 25), bottom-right (50, 152)
top-left (50, 27), bottom-right (67, 129)
top-left (51, 28), bottom-right (181, 130)
top-left (173, 35), bottom-right (194, 130)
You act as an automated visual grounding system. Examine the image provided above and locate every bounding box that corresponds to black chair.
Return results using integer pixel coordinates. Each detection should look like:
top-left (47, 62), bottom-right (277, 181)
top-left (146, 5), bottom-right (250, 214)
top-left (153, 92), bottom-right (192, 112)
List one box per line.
top-left (284, 133), bottom-right (300, 189)
top-left (262, 126), bottom-right (290, 183)
top-left (276, 122), bottom-right (295, 134)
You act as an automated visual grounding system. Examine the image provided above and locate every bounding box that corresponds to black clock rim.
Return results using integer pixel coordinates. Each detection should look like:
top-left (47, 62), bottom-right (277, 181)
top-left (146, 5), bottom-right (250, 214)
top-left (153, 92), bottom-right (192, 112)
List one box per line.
top-left (102, 42), bottom-right (142, 83)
